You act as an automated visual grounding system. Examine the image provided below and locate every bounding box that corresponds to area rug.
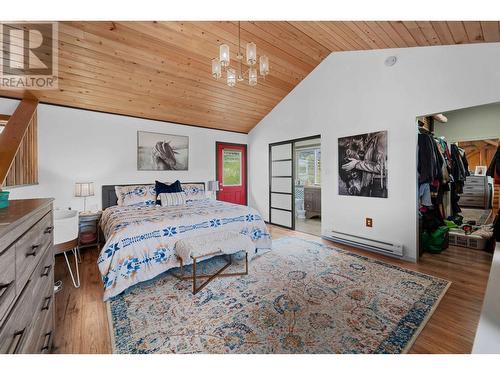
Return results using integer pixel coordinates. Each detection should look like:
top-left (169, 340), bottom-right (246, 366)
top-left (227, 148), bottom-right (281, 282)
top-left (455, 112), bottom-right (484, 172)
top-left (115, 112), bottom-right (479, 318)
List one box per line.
top-left (108, 237), bottom-right (450, 354)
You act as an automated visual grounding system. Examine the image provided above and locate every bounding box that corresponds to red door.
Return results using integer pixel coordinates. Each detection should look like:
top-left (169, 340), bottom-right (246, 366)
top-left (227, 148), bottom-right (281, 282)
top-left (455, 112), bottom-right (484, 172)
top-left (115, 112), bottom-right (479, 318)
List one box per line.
top-left (216, 142), bottom-right (247, 205)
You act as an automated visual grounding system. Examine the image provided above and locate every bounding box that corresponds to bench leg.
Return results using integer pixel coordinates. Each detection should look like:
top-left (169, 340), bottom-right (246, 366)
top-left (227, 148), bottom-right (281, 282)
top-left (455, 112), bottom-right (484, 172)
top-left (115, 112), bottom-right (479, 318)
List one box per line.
top-left (192, 255), bottom-right (233, 295)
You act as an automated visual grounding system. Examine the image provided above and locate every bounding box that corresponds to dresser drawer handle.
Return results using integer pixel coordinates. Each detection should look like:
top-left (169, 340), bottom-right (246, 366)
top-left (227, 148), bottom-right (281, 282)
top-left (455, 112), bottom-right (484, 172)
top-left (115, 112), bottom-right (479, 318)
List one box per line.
top-left (0, 281), bottom-right (12, 299)
top-left (44, 226), bottom-right (54, 234)
top-left (41, 331), bottom-right (52, 352)
top-left (41, 265), bottom-right (52, 277)
top-left (26, 244), bottom-right (40, 257)
top-left (8, 328), bottom-right (26, 354)
top-left (41, 296), bottom-right (52, 311)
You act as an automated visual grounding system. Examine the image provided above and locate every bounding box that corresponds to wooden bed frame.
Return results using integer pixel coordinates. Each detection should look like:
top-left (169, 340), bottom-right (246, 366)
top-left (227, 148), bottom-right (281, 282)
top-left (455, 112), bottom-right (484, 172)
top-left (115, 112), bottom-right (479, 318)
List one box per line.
top-left (101, 182), bottom-right (206, 210)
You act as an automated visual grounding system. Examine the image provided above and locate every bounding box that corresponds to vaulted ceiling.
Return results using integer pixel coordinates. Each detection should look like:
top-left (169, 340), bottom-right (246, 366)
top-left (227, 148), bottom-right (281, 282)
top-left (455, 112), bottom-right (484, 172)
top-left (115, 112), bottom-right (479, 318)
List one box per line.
top-left (1, 21), bottom-right (500, 133)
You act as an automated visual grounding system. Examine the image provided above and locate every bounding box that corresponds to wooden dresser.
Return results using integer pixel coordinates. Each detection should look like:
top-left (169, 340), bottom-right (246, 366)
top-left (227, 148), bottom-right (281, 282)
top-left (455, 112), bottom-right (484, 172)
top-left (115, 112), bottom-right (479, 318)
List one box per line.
top-left (304, 186), bottom-right (321, 219)
top-left (0, 199), bottom-right (55, 354)
top-left (460, 176), bottom-right (490, 209)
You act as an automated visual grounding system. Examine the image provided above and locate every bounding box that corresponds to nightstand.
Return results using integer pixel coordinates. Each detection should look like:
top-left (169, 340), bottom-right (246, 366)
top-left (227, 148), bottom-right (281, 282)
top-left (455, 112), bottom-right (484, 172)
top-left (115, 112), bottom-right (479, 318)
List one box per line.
top-left (79, 211), bottom-right (102, 250)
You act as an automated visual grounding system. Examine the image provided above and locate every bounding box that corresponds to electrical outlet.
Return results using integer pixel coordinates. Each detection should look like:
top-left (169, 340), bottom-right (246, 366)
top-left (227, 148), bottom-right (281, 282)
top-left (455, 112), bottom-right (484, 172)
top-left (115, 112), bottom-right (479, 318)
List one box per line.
top-left (365, 218), bottom-right (373, 228)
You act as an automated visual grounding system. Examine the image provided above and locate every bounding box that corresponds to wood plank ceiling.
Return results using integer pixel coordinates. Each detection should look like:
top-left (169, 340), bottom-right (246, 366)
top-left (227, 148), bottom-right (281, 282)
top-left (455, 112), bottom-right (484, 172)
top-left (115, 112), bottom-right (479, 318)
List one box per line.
top-left (1, 21), bottom-right (500, 133)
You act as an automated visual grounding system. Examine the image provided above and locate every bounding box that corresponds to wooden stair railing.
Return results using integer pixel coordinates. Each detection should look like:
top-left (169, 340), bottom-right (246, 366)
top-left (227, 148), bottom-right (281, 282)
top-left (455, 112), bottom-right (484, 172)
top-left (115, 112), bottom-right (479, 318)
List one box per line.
top-left (0, 99), bottom-right (39, 188)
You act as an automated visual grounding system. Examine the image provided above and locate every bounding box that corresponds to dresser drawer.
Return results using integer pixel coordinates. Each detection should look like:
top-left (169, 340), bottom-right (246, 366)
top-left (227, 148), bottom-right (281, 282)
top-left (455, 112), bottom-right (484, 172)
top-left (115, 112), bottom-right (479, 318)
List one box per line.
top-left (462, 185), bottom-right (485, 193)
top-left (31, 245), bottom-right (54, 305)
top-left (22, 274), bottom-right (54, 354)
top-left (15, 212), bottom-right (53, 293)
top-left (460, 196), bottom-right (486, 207)
top-left (0, 278), bottom-right (36, 353)
top-left (465, 177), bottom-right (486, 186)
top-left (0, 243), bottom-right (16, 326)
top-left (37, 303), bottom-right (54, 354)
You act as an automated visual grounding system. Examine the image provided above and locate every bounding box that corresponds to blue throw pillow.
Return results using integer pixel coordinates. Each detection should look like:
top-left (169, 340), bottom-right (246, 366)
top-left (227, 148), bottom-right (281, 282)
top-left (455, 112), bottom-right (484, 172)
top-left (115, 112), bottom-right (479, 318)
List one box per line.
top-left (155, 180), bottom-right (182, 204)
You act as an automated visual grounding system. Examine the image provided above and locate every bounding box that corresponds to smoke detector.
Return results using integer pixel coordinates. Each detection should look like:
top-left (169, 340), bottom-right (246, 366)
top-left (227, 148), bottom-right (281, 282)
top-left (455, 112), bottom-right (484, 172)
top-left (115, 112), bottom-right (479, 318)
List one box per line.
top-left (385, 56), bottom-right (397, 67)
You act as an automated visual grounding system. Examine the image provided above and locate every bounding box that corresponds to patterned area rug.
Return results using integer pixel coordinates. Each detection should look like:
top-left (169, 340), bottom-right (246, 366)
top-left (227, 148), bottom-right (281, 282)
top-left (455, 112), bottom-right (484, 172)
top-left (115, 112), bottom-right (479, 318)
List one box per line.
top-left (108, 237), bottom-right (450, 353)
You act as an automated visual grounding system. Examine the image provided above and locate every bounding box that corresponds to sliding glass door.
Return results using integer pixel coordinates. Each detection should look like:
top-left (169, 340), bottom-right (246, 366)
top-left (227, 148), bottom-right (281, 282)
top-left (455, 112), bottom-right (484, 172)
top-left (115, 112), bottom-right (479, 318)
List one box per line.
top-left (269, 142), bottom-right (294, 228)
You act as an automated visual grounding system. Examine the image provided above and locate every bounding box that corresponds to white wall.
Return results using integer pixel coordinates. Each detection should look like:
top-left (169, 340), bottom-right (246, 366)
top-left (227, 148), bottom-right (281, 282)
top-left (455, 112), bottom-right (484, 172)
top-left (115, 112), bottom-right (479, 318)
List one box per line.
top-left (0, 98), bottom-right (246, 211)
top-left (248, 43), bottom-right (500, 261)
top-left (434, 102), bottom-right (500, 142)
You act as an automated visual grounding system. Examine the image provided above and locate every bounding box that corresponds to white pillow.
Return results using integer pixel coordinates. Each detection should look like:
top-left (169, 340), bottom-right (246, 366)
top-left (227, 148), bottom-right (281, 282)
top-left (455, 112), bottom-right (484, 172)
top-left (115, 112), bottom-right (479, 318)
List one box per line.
top-left (159, 192), bottom-right (187, 207)
top-left (181, 183), bottom-right (207, 201)
top-left (115, 184), bottom-right (156, 206)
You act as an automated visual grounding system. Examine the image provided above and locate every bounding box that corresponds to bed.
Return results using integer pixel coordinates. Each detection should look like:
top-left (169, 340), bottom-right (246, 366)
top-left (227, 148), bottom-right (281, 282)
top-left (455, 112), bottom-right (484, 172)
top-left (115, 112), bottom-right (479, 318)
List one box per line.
top-left (98, 183), bottom-right (272, 300)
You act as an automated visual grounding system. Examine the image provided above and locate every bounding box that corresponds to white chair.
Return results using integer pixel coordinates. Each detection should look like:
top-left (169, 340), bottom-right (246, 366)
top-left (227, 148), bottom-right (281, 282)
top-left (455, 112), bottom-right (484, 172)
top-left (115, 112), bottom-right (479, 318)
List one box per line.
top-left (53, 209), bottom-right (80, 288)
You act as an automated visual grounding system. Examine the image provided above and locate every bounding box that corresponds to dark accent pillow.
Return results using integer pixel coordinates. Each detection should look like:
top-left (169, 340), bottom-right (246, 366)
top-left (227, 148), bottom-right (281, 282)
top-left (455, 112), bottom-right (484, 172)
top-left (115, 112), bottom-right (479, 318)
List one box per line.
top-left (155, 180), bottom-right (182, 204)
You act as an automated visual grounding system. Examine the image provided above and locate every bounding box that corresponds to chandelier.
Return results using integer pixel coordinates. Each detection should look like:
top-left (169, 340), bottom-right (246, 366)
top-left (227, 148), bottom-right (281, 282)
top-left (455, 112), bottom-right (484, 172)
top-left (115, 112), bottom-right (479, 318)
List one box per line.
top-left (211, 21), bottom-right (269, 87)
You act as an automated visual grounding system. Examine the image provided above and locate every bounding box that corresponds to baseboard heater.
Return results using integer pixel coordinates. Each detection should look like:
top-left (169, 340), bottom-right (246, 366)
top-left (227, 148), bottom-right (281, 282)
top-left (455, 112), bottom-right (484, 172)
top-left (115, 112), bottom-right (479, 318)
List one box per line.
top-left (324, 230), bottom-right (404, 257)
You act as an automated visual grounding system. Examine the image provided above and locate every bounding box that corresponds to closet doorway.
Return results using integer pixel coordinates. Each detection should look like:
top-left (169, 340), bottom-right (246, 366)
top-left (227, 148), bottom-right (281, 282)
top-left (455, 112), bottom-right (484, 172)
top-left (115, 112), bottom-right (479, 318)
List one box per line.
top-left (417, 103), bottom-right (500, 258)
top-left (269, 135), bottom-right (321, 235)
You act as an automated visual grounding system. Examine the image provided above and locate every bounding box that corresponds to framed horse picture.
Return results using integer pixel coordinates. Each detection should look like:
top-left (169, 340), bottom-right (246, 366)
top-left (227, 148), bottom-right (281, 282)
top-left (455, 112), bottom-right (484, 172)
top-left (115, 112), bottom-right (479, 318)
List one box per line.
top-left (137, 131), bottom-right (189, 171)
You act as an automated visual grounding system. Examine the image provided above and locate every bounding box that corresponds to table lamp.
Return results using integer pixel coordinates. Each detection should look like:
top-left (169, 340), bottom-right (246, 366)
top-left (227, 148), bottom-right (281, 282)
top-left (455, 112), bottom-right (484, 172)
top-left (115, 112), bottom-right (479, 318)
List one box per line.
top-left (75, 182), bottom-right (94, 212)
top-left (207, 180), bottom-right (219, 200)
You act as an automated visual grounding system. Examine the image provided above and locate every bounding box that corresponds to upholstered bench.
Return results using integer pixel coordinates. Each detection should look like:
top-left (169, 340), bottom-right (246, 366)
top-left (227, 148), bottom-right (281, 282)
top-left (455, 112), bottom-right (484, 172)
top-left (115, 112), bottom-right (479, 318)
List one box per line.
top-left (174, 231), bottom-right (254, 294)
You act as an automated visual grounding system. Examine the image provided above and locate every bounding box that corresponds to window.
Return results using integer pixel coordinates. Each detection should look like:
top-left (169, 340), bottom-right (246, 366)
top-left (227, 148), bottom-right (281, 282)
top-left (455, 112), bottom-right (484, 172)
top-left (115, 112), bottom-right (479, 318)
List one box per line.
top-left (296, 147), bottom-right (321, 185)
top-left (222, 149), bottom-right (242, 186)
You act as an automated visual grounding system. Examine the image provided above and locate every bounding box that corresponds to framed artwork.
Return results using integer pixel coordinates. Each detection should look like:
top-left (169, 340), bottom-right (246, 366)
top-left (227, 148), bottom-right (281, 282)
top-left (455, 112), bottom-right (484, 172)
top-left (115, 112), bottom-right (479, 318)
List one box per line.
top-left (338, 130), bottom-right (388, 198)
top-left (475, 166), bottom-right (487, 176)
top-left (137, 131), bottom-right (189, 171)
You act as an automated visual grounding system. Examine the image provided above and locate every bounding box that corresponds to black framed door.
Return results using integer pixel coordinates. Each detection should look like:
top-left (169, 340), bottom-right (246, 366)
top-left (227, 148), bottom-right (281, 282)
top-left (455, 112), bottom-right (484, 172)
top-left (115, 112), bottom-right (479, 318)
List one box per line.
top-left (269, 141), bottom-right (294, 229)
top-left (269, 135), bottom-right (321, 230)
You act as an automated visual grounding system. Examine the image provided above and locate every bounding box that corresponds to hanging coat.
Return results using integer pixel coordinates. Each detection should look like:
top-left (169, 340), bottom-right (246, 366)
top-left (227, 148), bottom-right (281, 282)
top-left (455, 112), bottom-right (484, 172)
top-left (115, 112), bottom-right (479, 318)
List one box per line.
top-left (487, 146), bottom-right (500, 183)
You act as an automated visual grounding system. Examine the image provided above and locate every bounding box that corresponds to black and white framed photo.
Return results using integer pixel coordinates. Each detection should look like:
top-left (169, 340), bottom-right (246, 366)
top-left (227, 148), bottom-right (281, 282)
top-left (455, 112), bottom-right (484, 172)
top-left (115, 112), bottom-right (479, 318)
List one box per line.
top-left (338, 130), bottom-right (388, 198)
top-left (137, 131), bottom-right (189, 170)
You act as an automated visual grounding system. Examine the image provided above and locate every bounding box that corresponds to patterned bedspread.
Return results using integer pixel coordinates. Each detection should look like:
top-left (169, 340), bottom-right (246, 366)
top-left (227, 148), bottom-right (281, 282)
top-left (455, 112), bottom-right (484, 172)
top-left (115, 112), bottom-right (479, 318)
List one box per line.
top-left (98, 199), bottom-right (272, 300)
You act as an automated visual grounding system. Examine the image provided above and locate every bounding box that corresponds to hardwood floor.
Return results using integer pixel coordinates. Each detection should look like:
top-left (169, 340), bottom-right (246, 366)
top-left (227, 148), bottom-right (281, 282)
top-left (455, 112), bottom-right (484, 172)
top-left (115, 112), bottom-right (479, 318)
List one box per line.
top-left (52, 225), bottom-right (493, 354)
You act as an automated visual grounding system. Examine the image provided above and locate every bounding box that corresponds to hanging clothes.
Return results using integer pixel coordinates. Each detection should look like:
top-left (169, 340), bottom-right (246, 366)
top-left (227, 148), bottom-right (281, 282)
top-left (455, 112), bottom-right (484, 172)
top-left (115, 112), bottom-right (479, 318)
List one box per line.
top-left (487, 146), bottom-right (500, 183)
top-left (418, 133), bottom-right (439, 184)
top-left (459, 148), bottom-right (470, 177)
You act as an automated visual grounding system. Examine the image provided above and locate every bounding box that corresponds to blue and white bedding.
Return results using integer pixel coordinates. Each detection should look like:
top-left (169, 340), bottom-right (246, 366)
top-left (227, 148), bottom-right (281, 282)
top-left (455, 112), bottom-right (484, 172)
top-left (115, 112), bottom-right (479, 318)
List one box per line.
top-left (98, 199), bottom-right (272, 300)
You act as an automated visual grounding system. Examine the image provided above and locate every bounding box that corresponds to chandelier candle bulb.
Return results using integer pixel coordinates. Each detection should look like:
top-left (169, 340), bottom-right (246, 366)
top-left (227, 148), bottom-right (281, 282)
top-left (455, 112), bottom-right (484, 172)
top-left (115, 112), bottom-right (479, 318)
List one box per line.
top-left (227, 68), bottom-right (236, 87)
top-left (259, 55), bottom-right (269, 76)
top-left (249, 67), bottom-right (257, 86)
top-left (246, 42), bottom-right (256, 65)
top-left (219, 44), bottom-right (230, 67)
top-left (211, 58), bottom-right (221, 79)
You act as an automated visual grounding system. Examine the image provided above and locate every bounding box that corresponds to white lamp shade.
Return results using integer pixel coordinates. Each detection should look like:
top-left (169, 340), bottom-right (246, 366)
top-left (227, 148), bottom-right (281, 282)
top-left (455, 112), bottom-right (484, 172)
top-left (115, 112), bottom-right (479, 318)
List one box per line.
top-left (259, 55), bottom-right (269, 76)
top-left (207, 180), bottom-right (220, 192)
top-left (211, 58), bottom-right (221, 79)
top-left (75, 182), bottom-right (95, 197)
top-left (246, 42), bottom-right (256, 65)
top-left (227, 68), bottom-right (236, 87)
top-left (249, 67), bottom-right (257, 86)
top-left (219, 44), bottom-right (230, 67)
